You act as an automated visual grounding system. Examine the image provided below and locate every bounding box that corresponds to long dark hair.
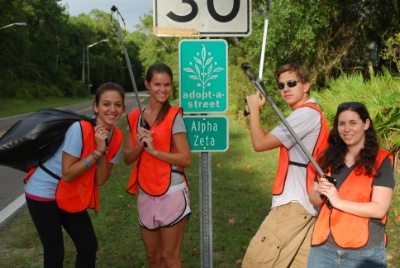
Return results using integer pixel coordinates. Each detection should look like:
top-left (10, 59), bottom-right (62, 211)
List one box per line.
top-left (319, 102), bottom-right (379, 176)
top-left (145, 62), bottom-right (172, 125)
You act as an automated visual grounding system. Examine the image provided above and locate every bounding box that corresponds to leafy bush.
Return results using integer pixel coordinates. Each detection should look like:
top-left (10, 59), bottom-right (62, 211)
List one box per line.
top-left (381, 32), bottom-right (400, 75)
top-left (316, 69), bottom-right (400, 155)
top-left (58, 79), bottom-right (88, 98)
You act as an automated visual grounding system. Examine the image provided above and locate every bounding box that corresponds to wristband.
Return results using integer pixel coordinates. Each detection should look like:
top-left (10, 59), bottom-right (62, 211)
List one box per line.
top-left (92, 150), bottom-right (102, 158)
top-left (96, 148), bottom-right (106, 155)
top-left (83, 158), bottom-right (91, 168)
top-left (91, 152), bottom-right (99, 163)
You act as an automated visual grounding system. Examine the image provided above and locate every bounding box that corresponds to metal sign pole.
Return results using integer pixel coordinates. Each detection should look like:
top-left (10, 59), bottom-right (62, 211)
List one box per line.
top-left (180, 39), bottom-right (228, 267)
top-left (199, 151), bottom-right (213, 268)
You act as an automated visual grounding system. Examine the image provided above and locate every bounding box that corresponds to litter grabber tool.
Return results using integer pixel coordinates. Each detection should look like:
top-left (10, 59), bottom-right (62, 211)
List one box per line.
top-left (258, 0), bottom-right (272, 80)
top-left (241, 62), bottom-right (336, 206)
top-left (111, 5), bottom-right (149, 146)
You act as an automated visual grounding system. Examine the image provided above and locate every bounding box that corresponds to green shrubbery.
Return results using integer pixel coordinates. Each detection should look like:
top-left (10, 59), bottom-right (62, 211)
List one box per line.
top-left (316, 68), bottom-right (400, 155)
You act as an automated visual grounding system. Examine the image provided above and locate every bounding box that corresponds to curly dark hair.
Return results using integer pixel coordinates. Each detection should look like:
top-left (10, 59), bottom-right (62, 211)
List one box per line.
top-left (319, 102), bottom-right (379, 176)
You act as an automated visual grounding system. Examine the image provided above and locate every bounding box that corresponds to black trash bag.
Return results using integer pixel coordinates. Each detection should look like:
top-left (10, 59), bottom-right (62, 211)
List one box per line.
top-left (0, 108), bottom-right (96, 172)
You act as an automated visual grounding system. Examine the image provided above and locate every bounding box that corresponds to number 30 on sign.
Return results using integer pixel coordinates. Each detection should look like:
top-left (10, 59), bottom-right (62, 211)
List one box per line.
top-left (154, 0), bottom-right (251, 37)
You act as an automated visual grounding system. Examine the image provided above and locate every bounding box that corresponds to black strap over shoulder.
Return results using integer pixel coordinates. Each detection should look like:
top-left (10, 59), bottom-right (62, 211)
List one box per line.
top-left (38, 163), bottom-right (61, 180)
top-left (172, 169), bottom-right (184, 175)
top-left (289, 161), bottom-right (308, 168)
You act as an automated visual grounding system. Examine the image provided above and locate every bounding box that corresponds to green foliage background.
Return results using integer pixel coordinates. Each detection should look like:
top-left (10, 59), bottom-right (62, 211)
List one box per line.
top-left (1, 0), bottom-right (400, 95)
top-left (315, 69), bottom-right (400, 154)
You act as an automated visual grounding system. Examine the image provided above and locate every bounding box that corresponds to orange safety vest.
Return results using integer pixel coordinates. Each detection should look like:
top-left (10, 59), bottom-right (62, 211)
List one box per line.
top-left (311, 150), bottom-right (394, 248)
top-left (55, 121), bottom-right (123, 213)
top-left (126, 107), bottom-right (185, 196)
top-left (272, 102), bottom-right (329, 195)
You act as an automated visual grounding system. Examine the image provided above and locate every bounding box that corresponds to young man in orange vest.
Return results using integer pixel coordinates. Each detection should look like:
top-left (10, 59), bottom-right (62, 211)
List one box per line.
top-left (242, 63), bottom-right (329, 268)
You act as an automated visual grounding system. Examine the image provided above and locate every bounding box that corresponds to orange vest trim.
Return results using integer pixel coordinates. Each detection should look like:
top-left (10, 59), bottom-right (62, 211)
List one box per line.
top-left (272, 102), bottom-right (329, 195)
top-left (56, 121), bottom-right (123, 213)
top-left (126, 107), bottom-right (185, 196)
top-left (311, 150), bottom-right (394, 248)
top-left (24, 167), bottom-right (37, 184)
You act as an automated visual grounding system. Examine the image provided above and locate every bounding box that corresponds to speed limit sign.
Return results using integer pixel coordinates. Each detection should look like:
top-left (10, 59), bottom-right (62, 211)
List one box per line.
top-left (154, 0), bottom-right (251, 37)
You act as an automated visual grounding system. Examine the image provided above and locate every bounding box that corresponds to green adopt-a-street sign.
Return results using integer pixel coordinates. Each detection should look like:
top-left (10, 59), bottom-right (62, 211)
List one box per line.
top-left (179, 40), bottom-right (228, 113)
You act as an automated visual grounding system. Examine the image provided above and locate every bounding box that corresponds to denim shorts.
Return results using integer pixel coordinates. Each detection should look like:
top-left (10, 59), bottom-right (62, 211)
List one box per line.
top-left (307, 242), bottom-right (387, 268)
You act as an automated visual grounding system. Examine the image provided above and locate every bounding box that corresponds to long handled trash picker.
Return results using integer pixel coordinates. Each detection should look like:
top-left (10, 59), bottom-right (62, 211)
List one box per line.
top-left (111, 5), bottom-right (149, 130)
top-left (111, 5), bottom-right (149, 146)
top-left (241, 62), bottom-right (336, 205)
top-left (258, 0), bottom-right (272, 80)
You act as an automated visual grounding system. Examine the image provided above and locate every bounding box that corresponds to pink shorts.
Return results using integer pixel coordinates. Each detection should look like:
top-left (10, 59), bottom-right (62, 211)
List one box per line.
top-left (137, 183), bottom-right (191, 230)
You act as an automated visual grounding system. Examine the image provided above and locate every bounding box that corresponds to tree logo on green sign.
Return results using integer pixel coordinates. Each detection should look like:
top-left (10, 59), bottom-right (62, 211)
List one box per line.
top-left (183, 44), bottom-right (224, 100)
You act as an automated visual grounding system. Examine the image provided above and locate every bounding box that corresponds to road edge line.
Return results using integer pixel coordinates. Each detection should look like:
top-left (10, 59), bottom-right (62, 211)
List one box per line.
top-left (0, 193), bottom-right (26, 226)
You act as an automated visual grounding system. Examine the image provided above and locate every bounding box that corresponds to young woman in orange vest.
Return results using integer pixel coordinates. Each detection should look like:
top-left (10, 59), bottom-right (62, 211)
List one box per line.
top-left (308, 102), bottom-right (394, 268)
top-left (124, 62), bottom-right (191, 268)
top-left (24, 82), bottom-right (125, 268)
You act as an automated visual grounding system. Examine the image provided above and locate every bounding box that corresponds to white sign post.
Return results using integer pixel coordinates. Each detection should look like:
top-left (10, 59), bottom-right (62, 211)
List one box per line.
top-left (154, 0), bottom-right (251, 37)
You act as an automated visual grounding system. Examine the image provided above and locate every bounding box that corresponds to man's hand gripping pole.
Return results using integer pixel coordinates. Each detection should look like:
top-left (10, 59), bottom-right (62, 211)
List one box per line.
top-left (241, 62), bottom-right (336, 206)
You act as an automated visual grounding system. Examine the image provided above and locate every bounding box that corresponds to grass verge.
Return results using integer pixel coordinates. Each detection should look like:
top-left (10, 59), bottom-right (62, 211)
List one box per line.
top-left (0, 112), bottom-right (399, 267)
top-left (0, 97), bottom-right (92, 118)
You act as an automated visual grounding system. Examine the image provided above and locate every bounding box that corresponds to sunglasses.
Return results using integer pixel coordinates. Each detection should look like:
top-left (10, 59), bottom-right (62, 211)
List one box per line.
top-left (277, 80), bottom-right (302, 90)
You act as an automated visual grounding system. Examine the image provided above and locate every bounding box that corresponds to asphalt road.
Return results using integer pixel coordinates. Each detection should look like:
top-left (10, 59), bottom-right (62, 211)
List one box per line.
top-left (0, 93), bottom-right (145, 229)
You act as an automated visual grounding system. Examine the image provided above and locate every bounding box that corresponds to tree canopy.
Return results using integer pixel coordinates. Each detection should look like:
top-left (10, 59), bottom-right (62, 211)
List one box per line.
top-left (0, 0), bottom-right (399, 98)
